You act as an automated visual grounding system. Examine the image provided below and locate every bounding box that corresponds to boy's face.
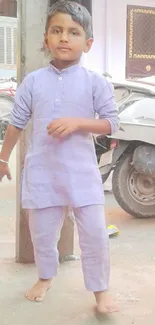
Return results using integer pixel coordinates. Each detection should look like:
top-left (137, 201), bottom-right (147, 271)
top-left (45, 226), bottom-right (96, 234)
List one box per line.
top-left (44, 13), bottom-right (93, 67)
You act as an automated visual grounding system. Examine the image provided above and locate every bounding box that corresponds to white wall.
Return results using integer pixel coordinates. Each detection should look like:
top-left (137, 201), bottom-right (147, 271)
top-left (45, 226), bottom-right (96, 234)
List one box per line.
top-left (82, 0), bottom-right (106, 73)
top-left (84, 0), bottom-right (155, 78)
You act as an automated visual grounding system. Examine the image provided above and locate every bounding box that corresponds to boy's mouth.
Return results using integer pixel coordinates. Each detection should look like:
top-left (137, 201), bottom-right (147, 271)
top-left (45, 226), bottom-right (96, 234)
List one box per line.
top-left (57, 46), bottom-right (71, 52)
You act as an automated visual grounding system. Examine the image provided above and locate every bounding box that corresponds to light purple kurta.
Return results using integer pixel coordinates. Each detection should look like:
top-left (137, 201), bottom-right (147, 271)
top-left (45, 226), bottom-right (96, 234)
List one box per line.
top-left (10, 63), bottom-right (119, 209)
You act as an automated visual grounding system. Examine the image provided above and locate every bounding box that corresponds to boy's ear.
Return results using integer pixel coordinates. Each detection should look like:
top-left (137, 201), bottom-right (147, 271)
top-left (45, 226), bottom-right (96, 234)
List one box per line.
top-left (44, 33), bottom-right (48, 48)
top-left (84, 38), bottom-right (93, 53)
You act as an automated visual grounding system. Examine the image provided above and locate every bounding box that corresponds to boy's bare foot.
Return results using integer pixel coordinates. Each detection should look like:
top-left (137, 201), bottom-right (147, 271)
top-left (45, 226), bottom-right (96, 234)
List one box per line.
top-left (25, 279), bottom-right (52, 302)
top-left (94, 291), bottom-right (119, 314)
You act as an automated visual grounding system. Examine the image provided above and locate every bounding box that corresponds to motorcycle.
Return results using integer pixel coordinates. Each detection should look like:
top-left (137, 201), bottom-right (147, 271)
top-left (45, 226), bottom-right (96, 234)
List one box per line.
top-left (0, 94), bottom-right (14, 142)
top-left (0, 112), bottom-right (10, 142)
top-left (95, 78), bottom-right (155, 218)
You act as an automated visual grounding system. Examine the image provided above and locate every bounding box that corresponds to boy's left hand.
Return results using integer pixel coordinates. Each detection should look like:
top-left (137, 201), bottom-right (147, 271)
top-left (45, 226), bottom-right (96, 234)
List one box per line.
top-left (47, 118), bottom-right (80, 138)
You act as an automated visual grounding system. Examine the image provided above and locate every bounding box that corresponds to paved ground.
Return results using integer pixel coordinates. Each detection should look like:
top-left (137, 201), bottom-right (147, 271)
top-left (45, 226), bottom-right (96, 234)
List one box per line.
top-left (0, 146), bottom-right (16, 258)
top-left (1, 148), bottom-right (155, 325)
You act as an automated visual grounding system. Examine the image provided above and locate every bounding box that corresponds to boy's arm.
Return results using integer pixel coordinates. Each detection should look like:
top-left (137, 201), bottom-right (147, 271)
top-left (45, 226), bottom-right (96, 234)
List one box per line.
top-left (0, 125), bottom-right (22, 162)
top-left (77, 118), bottom-right (112, 135)
top-left (79, 75), bottom-right (119, 135)
top-left (0, 74), bottom-right (33, 162)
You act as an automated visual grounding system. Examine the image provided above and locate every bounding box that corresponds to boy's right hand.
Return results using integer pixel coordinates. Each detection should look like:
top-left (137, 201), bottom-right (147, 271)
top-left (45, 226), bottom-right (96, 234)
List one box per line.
top-left (0, 162), bottom-right (12, 181)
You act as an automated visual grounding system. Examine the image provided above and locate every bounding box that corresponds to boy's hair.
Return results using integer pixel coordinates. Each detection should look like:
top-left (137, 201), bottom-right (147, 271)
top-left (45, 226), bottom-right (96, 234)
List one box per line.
top-left (45, 0), bottom-right (93, 39)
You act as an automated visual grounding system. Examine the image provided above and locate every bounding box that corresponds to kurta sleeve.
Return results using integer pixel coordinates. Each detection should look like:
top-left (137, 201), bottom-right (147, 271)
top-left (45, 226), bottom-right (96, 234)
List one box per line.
top-left (9, 73), bottom-right (33, 129)
top-left (93, 75), bottom-right (120, 134)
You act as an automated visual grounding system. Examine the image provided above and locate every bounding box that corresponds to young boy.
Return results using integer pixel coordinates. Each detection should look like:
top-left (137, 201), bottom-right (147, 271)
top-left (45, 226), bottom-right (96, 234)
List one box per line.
top-left (0, 0), bottom-right (119, 314)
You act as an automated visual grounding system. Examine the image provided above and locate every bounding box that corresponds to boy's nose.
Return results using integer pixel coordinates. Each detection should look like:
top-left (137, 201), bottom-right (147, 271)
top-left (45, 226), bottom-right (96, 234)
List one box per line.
top-left (60, 32), bottom-right (69, 42)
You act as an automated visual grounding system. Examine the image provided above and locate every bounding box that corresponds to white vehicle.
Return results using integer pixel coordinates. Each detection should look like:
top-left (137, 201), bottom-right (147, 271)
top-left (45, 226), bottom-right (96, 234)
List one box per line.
top-left (96, 77), bottom-right (155, 218)
top-left (0, 78), bottom-right (16, 141)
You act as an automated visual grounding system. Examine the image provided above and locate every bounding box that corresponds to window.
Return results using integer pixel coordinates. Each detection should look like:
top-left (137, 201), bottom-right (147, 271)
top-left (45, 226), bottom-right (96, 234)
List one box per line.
top-left (0, 24), bottom-right (17, 67)
top-left (0, 27), bottom-right (5, 64)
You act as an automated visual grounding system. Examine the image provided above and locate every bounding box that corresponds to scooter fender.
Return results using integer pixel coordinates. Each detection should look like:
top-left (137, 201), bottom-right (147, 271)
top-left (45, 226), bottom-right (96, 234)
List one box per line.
top-left (99, 141), bottom-right (129, 175)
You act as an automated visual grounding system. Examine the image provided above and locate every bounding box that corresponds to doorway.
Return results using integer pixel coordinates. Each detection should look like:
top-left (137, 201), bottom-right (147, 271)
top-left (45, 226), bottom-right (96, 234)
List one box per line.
top-left (126, 5), bottom-right (155, 78)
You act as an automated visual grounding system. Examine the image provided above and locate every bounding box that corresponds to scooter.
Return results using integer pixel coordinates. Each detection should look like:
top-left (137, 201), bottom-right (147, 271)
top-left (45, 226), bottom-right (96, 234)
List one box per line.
top-left (96, 78), bottom-right (155, 218)
top-left (0, 94), bottom-right (14, 143)
top-left (0, 112), bottom-right (10, 142)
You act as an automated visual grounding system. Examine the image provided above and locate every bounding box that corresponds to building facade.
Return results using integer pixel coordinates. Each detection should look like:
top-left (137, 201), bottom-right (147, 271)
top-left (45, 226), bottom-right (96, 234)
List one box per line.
top-left (0, 0), bottom-right (17, 78)
top-left (0, 0), bottom-right (155, 79)
top-left (0, 0), bottom-right (17, 18)
top-left (0, 16), bottom-right (17, 77)
top-left (85, 0), bottom-right (155, 79)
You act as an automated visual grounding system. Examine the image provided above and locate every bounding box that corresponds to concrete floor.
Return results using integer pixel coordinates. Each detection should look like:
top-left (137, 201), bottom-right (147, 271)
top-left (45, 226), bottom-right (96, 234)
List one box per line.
top-left (1, 148), bottom-right (155, 325)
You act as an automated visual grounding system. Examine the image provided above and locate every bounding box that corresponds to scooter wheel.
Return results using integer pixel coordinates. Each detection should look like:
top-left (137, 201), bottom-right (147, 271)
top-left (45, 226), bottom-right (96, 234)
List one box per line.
top-left (112, 152), bottom-right (155, 218)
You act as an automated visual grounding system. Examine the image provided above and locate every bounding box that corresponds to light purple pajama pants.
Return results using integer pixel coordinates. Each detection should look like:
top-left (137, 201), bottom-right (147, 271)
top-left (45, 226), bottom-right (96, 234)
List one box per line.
top-left (29, 205), bottom-right (110, 292)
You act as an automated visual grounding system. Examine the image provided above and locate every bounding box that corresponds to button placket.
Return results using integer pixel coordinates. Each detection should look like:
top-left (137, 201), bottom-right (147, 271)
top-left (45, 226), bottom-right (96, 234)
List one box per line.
top-left (53, 74), bottom-right (64, 118)
top-left (55, 74), bottom-right (62, 104)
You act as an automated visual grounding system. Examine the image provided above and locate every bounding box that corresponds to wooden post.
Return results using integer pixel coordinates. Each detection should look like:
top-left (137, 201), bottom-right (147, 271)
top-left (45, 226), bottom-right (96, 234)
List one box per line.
top-left (16, 0), bottom-right (74, 263)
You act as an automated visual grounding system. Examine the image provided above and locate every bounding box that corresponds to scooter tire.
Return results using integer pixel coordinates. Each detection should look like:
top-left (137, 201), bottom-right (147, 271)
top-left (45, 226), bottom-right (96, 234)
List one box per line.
top-left (112, 152), bottom-right (155, 218)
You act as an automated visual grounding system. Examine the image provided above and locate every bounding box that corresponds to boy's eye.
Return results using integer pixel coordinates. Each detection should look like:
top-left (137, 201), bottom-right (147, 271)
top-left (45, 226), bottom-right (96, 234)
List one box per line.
top-left (52, 28), bottom-right (60, 34)
top-left (70, 30), bottom-right (79, 36)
